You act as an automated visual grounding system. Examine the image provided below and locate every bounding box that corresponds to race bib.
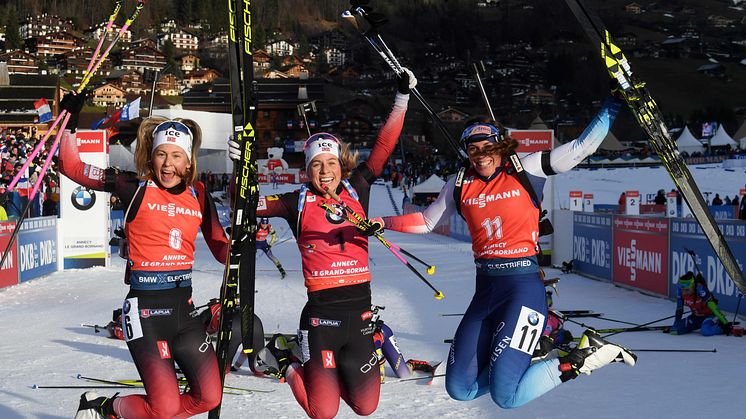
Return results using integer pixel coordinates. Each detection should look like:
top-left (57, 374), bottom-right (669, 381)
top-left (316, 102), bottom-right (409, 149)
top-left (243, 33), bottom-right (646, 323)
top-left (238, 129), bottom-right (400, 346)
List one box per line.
top-left (122, 297), bottom-right (144, 342)
top-left (509, 306), bottom-right (545, 354)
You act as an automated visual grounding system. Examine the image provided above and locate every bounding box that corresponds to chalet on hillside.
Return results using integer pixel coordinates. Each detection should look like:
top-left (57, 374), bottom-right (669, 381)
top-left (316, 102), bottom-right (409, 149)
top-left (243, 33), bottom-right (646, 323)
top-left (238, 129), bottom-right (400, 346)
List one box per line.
top-left (178, 54), bottom-right (200, 72)
top-left (28, 31), bottom-right (85, 58)
top-left (87, 21), bottom-right (132, 44)
top-left (131, 38), bottom-right (158, 50)
top-left (311, 29), bottom-right (348, 51)
top-left (107, 69), bottom-right (146, 94)
top-left (323, 48), bottom-right (346, 67)
top-left (19, 14), bottom-right (73, 39)
top-left (254, 50), bottom-right (272, 73)
top-left (436, 107), bottom-right (471, 123)
top-left (159, 29), bottom-right (199, 52)
top-left (182, 69), bottom-right (221, 89)
top-left (120, 45), bottom-right (166, 73)
top-left (157, 73), bottom-right (180, 96)
top-left (92, 83), bottom-right (127, 107)
top-left (265, 39), bottom-right (297, 57)
top-left (625, 3), bottom-right (642, 14)
top-left (281, 55), bottom-right (303, 67)
top-left (58, 48), bottom-right (113, 76)
top-left (0, 50), bottom-right (39, 75)
top-left (282, 64), bottom-right (309, 79)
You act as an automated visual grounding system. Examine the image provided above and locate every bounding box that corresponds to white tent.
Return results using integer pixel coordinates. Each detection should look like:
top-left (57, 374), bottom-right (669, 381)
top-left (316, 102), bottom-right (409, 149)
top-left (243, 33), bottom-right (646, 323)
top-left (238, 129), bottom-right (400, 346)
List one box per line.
top-left (145, 108), bottom-right (232, 173)
top-left (675, 126), bottom-right (704, 154)
top-left (708, 125), bottom-right (737, 148)
top-left (413, 174), bottom-right (446, 194)
top-left (108, 144), bottom-right (136, 172)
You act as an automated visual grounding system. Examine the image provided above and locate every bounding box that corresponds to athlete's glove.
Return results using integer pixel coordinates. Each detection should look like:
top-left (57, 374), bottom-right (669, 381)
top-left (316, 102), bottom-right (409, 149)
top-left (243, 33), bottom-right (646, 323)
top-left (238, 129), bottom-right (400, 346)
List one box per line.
top-left (228, 135), bottom-right (241, 161)
top-left (397, 67), bottom-right (417, 95)
top-left (60, 90), bottom-right (89, 131)
top-left (361, 217), bottom-right (384, 236)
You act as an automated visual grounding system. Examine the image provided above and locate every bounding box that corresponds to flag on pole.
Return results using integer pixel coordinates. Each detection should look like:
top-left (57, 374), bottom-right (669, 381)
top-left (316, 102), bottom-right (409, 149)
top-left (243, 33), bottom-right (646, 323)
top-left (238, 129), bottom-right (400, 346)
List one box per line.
top-left (34, 98), bottom-right (52, 123)
top-left (120, 97), bottom-right (141, 121)
top-left (91, 109), bottom-right (122, 130)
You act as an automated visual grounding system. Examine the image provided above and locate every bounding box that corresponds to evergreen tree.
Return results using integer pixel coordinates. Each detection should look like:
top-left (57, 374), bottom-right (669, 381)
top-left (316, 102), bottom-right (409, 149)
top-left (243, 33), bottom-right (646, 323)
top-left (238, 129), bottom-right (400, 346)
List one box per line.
top-left (5, 8), bottom-right (23, 51)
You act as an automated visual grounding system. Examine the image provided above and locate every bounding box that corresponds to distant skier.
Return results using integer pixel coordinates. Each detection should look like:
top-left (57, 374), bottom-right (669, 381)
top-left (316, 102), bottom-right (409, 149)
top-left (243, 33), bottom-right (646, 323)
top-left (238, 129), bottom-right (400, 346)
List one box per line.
top-left (670, 271), bottom-right (732, 336)
top-left (379, 91), bottom-right (636, 408)
top-left (256, 218), bottom-right (286, 278)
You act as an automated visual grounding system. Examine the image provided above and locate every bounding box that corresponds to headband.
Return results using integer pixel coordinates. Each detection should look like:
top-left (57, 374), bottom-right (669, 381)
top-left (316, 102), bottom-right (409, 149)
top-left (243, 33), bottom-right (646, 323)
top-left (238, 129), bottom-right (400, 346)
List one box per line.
top-left (304, 132), bottom-right (341, 168)
top-left (152, 120), bottom-right (193, 160)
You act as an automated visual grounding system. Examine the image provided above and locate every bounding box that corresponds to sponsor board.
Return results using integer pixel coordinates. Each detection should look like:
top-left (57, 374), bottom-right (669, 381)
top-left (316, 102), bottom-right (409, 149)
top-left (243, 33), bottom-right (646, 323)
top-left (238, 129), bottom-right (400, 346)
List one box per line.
top-left (0, 221), bottom-right (19, 288)
top-left (613, 216), bottom-right (669, 296)
top-left (670, 218), bottom-right (746, 315)
top-left (18, 216), bottom-right (58, 282)
top-left (573, 213), bottom-right (613, 280)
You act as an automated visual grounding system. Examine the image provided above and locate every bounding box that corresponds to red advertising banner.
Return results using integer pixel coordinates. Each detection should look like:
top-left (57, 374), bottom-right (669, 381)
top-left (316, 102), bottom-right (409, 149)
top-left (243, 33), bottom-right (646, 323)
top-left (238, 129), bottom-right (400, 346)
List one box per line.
top-left (613, 216), bottom-right (669, 295)
top-left (509, 130), bottom-right (553, 153)
top-left (258, 173), bottom-right (296, 184)
top-left (75, 130), bottom-right (107, 153)
top-left (0, 221), bottom-right (20, 289)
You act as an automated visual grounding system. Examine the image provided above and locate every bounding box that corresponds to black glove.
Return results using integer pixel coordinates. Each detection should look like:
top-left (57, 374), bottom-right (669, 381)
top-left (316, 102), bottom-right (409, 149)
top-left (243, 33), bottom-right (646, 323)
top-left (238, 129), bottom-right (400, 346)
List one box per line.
top-left (361, 218), bottom-right (384, 236)
top-left (60, 90), bottom-right (89, 131)
top-left (397, 70), bottom-right (411, 94)
top-left (721, 321), bottom-right (733, 336)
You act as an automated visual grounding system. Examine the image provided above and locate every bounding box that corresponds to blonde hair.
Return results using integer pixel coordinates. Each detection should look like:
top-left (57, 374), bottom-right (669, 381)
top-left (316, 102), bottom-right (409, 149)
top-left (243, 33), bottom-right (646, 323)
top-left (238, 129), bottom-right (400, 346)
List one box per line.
top-left (339, 142), bottom-right (358, 179)
top-left (134, 117), bottom-right (202, 185)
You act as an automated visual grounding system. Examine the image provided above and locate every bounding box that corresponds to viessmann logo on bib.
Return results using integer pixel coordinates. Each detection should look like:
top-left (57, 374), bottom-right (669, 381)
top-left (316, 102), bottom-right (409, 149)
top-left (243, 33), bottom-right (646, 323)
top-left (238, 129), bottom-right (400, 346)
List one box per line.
top-left (462, 189), bottom-right (521, 208)
top-left (146, 203), bottom-right (202, 219)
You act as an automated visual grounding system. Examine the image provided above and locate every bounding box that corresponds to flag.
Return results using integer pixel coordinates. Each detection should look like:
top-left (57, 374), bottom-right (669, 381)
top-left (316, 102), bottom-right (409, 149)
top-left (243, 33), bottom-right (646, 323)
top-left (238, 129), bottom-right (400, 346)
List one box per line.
top-left (120, 97), bottom-right (141, 121)
top-left (91, 109), bottom-right (122, 130)
top-left (34, 98), bottom-right (52, 123)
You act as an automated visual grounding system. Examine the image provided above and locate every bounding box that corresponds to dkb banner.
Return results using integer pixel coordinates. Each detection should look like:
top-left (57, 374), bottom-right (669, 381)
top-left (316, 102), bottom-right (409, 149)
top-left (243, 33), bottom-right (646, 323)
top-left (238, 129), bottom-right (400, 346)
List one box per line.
top-left (572, 213), bottom-right (613, 280)
top-left (18, 216), bottom-right (58, 282)
top-left (669, 219), bottom-right (746, 315)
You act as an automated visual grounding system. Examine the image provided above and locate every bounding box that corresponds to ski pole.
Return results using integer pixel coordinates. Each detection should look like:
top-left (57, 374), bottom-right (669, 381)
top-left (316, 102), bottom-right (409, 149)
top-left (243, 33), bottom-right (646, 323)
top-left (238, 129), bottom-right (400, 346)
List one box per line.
top-left (322, 186), bottom-right (435, 273)
top-left (32, 385), bottom-right (134, 389)
top-left (319, 201), bottom-right (444, 300)
top-left (603, 313), bottom-right (680, 338)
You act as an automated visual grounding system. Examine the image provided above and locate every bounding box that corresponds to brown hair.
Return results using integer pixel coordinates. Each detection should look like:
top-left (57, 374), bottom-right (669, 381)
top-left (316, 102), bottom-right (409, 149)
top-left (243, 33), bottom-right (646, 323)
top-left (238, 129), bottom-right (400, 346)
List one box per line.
top-left (463, 116), bottom-right (519, 160)
top-left (339, 142), bottom-right (358, 179)
top-left (134, 117), bottom-right (202, 185)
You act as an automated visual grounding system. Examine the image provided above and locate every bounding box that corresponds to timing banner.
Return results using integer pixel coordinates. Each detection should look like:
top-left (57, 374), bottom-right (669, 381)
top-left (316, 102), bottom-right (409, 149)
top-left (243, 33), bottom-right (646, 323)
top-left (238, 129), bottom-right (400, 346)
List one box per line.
top-left (613, 216), bottom-right (669, 296)
top-left (669, 219), bottom-right (746, 315)
top-left (60, 130), bottom-right (109, 269)
top-left (0, 221), bottom-right (19, 288)
top-left (18, 216), bottom-right (58, 282)
top-left (572, 213), bottom-right (613, 280)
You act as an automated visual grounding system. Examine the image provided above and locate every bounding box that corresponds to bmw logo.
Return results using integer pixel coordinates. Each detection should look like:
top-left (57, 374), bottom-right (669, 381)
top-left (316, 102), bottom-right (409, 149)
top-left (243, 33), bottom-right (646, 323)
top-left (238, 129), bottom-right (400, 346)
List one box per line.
top-left (123, 300), bottom-right (131, 315)
top-left (528, 312), bottom-right (540, 326)
top-left (324, 203), bottom-right (346, 225)
top-left (71, 186), bottom-right (96, 210)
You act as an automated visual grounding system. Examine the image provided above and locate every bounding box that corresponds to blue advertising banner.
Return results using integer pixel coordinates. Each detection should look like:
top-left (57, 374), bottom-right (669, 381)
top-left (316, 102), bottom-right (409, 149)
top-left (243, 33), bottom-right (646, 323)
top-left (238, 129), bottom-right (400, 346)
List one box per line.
top-left (670, 218), bottom-right (746, 315)
top-left (573, 213), bottom-right (613, 280)
top-left (18, 216), bottom-right (58, 282)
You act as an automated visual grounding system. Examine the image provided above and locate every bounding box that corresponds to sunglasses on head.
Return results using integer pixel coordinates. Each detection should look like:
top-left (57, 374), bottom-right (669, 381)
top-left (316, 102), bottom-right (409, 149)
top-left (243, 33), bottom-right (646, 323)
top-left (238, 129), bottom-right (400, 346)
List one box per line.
top-left (154, 120), bottom-right (193, 137)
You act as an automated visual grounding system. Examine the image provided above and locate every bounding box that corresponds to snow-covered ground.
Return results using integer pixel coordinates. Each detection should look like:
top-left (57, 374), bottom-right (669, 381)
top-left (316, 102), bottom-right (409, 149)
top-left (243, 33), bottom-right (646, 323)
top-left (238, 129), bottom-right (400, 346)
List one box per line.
top-left (1, 178), bottom-right (744, 419)
top-left (554, 163), bottom-right (746, 208)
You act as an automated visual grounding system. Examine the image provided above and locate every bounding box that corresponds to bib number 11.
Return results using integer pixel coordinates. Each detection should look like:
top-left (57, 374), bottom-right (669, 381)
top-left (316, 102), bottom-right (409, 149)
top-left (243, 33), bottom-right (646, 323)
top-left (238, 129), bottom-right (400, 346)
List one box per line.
top-left (481, 216), bottom-right (503, 240)
top-left (509, 306), bottom-right (545, 355)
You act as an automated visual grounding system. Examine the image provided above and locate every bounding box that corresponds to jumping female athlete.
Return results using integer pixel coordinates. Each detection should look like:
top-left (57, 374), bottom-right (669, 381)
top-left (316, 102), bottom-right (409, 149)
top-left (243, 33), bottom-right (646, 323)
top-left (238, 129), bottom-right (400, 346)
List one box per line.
top-left (61, 93), bottom-right (230, 419)
top-left (380, 94), bottom-right (637, 408)
top-left (228, 69), bottom-right (416, 419)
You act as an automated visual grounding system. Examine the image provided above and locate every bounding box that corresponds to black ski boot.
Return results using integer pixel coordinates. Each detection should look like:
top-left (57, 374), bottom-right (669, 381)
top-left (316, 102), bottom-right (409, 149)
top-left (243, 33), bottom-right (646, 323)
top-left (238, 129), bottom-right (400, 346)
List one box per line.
top-left (74, 392), bottom-right (117, 419)
top-left (254, 334), bottom-right (295, 379)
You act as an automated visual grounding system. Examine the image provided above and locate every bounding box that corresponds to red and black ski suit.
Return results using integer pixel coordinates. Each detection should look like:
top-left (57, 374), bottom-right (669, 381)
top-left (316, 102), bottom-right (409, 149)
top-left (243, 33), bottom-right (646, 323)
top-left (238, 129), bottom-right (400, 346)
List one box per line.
top-left (256, 92), bottom-right (408, 419)
top-left (59, 130), bottom-right (230, 418)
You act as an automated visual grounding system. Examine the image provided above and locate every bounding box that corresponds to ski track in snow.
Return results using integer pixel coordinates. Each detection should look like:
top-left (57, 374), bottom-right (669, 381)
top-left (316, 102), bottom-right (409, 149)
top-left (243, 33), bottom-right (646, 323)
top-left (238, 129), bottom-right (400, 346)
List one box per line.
top-left (0, 177), bottom-right (744, 418)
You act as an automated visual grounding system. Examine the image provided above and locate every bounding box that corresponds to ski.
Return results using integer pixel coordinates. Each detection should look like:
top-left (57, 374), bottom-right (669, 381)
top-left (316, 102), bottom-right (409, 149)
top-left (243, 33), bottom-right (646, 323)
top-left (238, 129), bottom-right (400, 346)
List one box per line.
top-left (212, 0), bottom-right (259, 417)
top-left (76, 374), bottom-right (272, 394)
top-left (564, 0), bottom-right (746, 295)
top-left (591, 325), bottom-right (671, 335)
top-left (557, 310), bottom-right (603, 318)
